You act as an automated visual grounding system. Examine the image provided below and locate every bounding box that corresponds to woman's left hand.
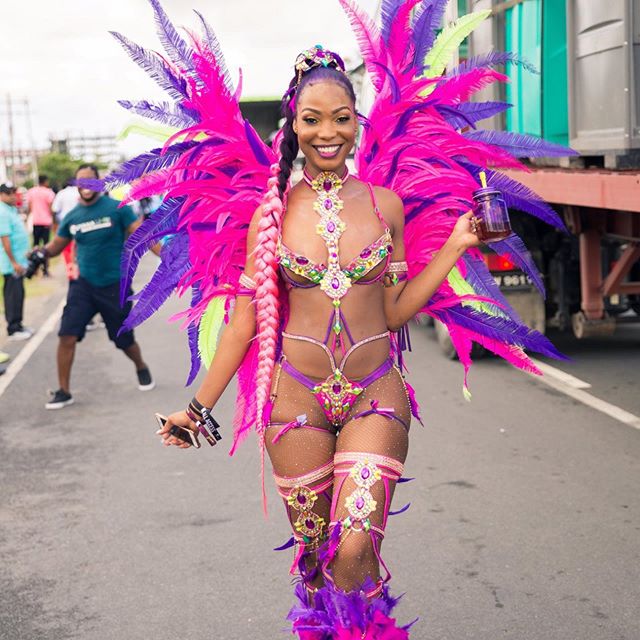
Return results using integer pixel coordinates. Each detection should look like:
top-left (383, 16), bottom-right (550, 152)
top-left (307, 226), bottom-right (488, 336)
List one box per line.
top-left (450, 210), bottom-right (482, 250)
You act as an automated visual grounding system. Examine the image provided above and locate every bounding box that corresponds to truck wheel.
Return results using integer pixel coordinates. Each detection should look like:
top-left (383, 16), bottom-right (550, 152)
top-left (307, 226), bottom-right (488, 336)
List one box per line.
top-left (571, 311), bottom-right (616, 338)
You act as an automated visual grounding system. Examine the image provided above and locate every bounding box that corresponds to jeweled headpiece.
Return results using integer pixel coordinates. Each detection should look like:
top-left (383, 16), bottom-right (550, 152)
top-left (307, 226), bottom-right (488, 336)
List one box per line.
top-left (294, 45), bottom-right (347, 87)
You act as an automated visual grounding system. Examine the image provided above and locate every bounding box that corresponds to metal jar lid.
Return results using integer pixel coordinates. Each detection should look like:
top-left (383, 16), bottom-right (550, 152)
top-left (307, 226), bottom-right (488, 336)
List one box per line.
top-left (472, 186), bottom-right (501, 200)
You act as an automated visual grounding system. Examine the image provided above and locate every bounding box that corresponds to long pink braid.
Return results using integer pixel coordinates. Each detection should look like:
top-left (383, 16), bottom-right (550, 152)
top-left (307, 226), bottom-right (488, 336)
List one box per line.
top-left (254, 162), bottom-right (284, 509)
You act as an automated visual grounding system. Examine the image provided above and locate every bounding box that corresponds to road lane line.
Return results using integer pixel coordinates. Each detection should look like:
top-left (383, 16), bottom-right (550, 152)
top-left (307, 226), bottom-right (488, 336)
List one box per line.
top-left (529, 358), bottom-right (592, 389)
top-left (0, 299), bottom-right (65, 398)
top-left (528, 372), bottom-right (640, 430)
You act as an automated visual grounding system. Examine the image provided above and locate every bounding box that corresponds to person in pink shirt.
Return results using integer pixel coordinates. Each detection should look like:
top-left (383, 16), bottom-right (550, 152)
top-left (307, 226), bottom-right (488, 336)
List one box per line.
top-left (26, 174), bottom-right (55, 276)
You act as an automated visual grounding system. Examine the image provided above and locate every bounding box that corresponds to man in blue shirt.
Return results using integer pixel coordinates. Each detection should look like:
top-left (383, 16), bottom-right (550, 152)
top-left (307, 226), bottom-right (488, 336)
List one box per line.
top-left (0, 183), bottom-right (32, 342)
top-left (40, 164), bottom-right (157, 409)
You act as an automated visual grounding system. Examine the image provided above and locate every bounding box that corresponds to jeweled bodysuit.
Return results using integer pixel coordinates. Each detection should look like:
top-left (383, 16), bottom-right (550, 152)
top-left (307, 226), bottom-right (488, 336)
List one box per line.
top-left (266, 170), bottom-right (419, 598)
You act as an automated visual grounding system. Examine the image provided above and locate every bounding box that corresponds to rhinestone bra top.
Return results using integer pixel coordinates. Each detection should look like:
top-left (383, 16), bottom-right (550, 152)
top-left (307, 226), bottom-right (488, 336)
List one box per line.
top-left (277, 175), bottom-right (393, 289)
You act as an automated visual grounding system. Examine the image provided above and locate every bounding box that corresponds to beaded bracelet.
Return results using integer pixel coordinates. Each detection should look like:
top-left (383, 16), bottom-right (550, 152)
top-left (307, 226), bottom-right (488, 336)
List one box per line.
top-left (186, 397), bottom-right (222, 447)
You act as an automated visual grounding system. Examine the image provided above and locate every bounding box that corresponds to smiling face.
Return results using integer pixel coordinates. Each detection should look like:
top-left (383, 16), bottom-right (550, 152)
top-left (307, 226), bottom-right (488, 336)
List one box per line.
top-left (294, 80), bottom-right (356, 176)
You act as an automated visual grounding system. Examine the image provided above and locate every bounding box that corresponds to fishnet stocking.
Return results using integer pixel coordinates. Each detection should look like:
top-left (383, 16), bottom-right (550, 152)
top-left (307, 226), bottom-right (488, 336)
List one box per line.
top-left (266, 362), bottom-right (410, 593)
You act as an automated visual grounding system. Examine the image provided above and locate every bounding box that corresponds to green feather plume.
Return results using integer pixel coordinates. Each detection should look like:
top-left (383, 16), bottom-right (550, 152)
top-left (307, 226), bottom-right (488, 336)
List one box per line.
top-left (198, 296), bottom-right (226, 368)
top-left (423, 10), bottom-right (491, 80)
top-left (117, 120), bottom-right (180, 142)
top-left (447, 265), bottom-right (505, 317)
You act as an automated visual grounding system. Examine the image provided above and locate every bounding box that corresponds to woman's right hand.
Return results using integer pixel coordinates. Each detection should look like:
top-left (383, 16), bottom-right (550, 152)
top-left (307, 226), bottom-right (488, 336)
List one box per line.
top-left (156, 410), bottom-right (198, 449)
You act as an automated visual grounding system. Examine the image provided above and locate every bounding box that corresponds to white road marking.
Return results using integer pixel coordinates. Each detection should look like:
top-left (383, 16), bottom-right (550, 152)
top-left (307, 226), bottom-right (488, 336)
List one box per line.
top-left (0, 299), bottom-right (65, 398)
top-left (528, 370), bottom-right (640, 431)
top-left (529, 358), bottom-right (592, 389)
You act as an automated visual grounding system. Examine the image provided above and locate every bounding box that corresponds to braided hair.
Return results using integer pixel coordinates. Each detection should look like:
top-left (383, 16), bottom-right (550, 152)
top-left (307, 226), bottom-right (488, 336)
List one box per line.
top-left (253, 60), bottom-right (356, 433)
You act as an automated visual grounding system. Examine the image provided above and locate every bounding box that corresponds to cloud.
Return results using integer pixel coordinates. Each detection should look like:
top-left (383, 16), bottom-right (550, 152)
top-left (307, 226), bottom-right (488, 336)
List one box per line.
top-left (3, 0), bottom-right (378, 156)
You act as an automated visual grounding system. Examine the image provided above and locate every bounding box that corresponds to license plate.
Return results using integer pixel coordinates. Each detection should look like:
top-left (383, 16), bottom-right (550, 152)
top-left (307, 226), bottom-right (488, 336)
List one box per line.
top-left (493, 271), bottom-right (533, 290)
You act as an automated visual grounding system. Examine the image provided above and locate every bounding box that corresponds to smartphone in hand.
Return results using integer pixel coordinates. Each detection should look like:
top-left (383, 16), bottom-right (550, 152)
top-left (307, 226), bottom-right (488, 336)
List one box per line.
top-left (155, 413), bottom-right (201, 448)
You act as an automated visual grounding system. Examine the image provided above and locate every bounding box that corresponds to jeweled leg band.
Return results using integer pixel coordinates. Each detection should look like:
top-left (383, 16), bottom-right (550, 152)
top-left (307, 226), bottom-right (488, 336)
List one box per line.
top-left (322, 452), bottom-right (404, 590)
top-left (274, 461), bottom-right (334, 576)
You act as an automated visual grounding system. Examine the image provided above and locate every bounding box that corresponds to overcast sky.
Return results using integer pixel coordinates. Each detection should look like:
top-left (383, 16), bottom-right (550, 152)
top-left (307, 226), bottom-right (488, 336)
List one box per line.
top-left (2, 0), bottom-right (379, 156)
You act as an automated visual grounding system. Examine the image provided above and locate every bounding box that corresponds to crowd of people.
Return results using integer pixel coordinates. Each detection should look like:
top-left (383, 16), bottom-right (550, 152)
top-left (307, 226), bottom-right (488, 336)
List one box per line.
top-left (0, 169), bottom-right (157, 407)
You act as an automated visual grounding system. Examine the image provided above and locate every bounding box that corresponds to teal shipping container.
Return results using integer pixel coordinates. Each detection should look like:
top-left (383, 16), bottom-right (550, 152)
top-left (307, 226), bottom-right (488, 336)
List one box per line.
top-left (504, 0), bottom-right (569, 146)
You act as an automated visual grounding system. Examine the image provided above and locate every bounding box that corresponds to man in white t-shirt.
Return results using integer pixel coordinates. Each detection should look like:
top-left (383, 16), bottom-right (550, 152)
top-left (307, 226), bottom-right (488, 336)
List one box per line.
top-left (52, 182), bottom-right (80, 223)
top-left (52, 181), bottom-right (80, 280)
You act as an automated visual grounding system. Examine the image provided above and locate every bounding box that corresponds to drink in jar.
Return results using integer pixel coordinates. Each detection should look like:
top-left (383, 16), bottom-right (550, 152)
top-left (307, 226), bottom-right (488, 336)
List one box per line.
top-left (471, 187), bottom-right (511, 242)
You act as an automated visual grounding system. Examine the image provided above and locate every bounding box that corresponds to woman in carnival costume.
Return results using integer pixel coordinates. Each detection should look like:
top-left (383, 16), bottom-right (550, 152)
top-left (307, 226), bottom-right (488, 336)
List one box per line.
top-left (103, 1), bottom-right (573, 636)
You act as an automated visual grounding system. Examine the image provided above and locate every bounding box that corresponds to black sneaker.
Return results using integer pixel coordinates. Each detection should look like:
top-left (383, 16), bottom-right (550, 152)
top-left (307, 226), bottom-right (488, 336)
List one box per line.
top-left (137, 367), bottom-right (155, 391)
top-left (46, 389), bottom-right (74, 410)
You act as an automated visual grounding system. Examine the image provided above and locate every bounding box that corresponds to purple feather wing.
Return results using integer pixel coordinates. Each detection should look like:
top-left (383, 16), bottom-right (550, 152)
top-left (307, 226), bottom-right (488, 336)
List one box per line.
top-left (434, 305), bottom-right (565, 360)
top-left (464, 130), bottom-right (578, 158)
top-left (450, 50), bottom-right (539, 76)
top-left (117, 99), bottom-right (197, 128)
top-left (109, 31), bottom-right (187, 101)
top-left (489, 234), bottom-right (546, 296)
top-left (440, 101), bottom-right (512, 129)
top-left (148, 0), bottom-right (195, 73)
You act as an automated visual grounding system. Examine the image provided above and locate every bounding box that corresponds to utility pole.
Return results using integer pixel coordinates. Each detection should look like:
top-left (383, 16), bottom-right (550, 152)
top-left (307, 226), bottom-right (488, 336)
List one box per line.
top-left (6, 93), bottom-right (15, 183)
top-left (24, 99), bottom-right (38, 184)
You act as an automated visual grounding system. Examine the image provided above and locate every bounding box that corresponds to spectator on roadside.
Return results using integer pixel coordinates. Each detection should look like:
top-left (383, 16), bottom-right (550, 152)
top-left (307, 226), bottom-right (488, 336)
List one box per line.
top-left (26, 174), bottom-right (55, 276)
top-left (52, 179), bottom-right (80, 280)
top-left (39, 164), bottom-right (157, 409)
top-left (0, 183), bottom-right (32, 342)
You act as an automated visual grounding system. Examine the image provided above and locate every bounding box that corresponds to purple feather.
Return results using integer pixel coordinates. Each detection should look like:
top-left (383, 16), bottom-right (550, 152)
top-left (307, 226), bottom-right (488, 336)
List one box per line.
top-left (450, 50), bottom-right (539, 76)
top-left (120, 197), bottom-right (184, 302)
top-left (110, 31), bottom-right (187, 101)
top-left (384, 145), bottom-right (413, 187)
top-left (388, 502), bottom-right (411, 516)
top-left (435, 305), bottom-right (566, 360)
top-left (464, 130), bottom-right (577, 158)
top-left (392, 100), bottom-right (435, 137)
top-left (404, 195), bottom-right (440, 224)
top-left (186, 285), bottom-right (202, 385)
top-left (104, 142), bottom-right (198, 190)
top-left (288, 579), bottom-right (413, 636)
top-left (148, 0), bottom-right (195, 73)
top-left (436, 104), bottom-right (479, 130)
top-left (117, 99), bottom-right (197, 128)
top-left (380, 0), bottom-right (405, 42)
top-left (397, 476), bottom-right (414, 483)
top-left (489, 233), bottom-right (546, 296)
top-left (121, 233), bottom-right (190, 332)
top-left (273, 536), bottom-right (296, 551)
top-left (439, 101), bottom-right (511, 129)
top-left (412, 0), bottom-right (449, 71)
top-left (371, 61), bottom-right (401, 103)
top-left (243, 120), bottom-right (270, 166)
top-left (193, 10), bottom-right (234, 91)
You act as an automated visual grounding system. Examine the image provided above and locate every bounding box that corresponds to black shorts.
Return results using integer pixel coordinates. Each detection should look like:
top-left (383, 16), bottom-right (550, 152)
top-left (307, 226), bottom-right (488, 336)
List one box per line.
top-left (59, 277), bottom-right (135, 349)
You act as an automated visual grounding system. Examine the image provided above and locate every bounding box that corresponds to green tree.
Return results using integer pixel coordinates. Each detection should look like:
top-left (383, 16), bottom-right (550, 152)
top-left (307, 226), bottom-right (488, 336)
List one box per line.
top-left (36, 153), bottom-right (108, 191)
top-left (37, 153), bottom-right (82, 191)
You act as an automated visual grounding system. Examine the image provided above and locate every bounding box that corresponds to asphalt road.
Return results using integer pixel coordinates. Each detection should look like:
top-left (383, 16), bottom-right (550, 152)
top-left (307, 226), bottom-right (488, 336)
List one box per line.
top-left (1, 261), bottom-right (638, 640)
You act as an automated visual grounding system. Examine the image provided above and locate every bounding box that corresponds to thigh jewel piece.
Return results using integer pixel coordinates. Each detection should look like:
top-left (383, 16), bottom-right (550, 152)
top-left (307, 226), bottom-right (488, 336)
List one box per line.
top-left (273, 461), bottom-right (334, 578)
top-left (321, 452), bottom-right (404, 598)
